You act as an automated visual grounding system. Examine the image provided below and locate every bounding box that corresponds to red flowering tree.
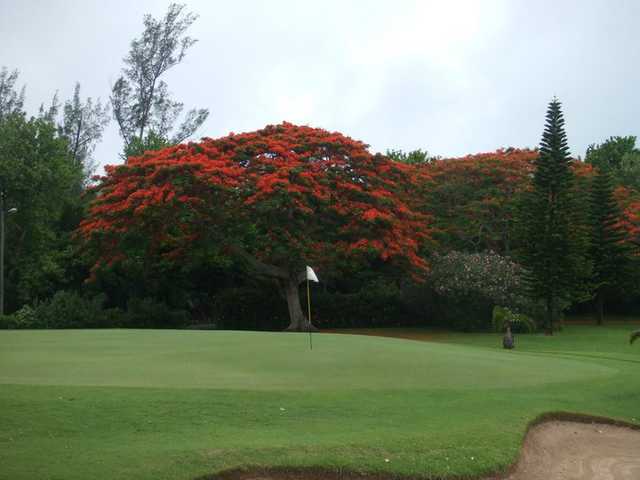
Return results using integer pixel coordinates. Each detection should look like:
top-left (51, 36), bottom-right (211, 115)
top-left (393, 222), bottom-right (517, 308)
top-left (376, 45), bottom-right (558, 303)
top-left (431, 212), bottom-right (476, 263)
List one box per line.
top-left (615, 185), bottom-right (640, 247)
top-left (419, 150), bottom-right (597, 255)
top-left (80, 123), bottom-right (431, 330)
top-left (420, 149), bottom-right (538, 253)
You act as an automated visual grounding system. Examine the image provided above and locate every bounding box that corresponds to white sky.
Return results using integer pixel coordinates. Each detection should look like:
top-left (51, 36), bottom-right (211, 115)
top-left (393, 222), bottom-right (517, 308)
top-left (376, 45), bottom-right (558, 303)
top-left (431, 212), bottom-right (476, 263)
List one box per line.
top-left (1, 0), bottom-right (639, 172)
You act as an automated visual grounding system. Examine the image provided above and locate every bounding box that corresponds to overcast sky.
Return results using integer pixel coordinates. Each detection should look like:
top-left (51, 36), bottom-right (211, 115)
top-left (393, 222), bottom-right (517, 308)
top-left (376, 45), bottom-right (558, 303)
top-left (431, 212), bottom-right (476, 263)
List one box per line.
top-left (1, 0), bottom-right (639, 172)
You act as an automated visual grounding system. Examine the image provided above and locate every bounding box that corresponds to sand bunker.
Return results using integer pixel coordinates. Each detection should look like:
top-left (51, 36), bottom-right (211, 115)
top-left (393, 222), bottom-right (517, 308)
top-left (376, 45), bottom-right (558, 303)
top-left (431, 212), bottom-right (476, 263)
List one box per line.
top-left (207, 419), bottom-right (640, 480)
top-left (504, 421), bottom-right (640, 480)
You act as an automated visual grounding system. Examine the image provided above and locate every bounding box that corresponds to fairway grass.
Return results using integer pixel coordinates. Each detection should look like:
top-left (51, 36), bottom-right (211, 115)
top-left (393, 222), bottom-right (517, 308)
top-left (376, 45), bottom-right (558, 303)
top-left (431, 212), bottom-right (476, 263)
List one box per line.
top-left (1, 326), bottom-right (639, 479)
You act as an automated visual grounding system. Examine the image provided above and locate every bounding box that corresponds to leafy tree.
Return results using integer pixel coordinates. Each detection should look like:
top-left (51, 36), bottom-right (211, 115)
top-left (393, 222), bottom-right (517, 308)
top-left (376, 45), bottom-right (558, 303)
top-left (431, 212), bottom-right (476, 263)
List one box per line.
top-left (614, 186), bottom-right (640, 246)
top-left (37, 92), bottom-right (60, 123)
top-left (585, 136), bottom-right (640, 189)
top-left (585, 136), bottom-right (637, 172)
top-left (519, 99), bottom-right (590, 334)
top-left (421, 149), bottom-right (537, 254)
top-left (616, 150), bottom-right (640, 189)
top-left (0, 67), bottom-right (25, 120)
top-left (32, 79), bottom-right (109, 183)
top-left (589, 168), bottom-right (633, 324)
top-left (0, 67), bottom-right (88, 313)
top-left (0, 114), bottom-right (84, 311)
top-left (79, 123), bottom-right (431, 331)
top-left (386, 148), bottom-right (437, 165)
top-left (123, 130), bottom-right (171, 159)
top-left (58, 83), bottom-right (110, 180)
top-left (111, 3), bottom-right (209, 158)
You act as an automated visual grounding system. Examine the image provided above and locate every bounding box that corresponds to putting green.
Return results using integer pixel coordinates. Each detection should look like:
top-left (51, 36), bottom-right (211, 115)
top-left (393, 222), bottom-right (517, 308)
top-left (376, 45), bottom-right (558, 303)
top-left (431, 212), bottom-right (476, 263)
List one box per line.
top-left (0, 329), bottom-right (614, 389)
top-left (0, 326), bottom-right (638, 480)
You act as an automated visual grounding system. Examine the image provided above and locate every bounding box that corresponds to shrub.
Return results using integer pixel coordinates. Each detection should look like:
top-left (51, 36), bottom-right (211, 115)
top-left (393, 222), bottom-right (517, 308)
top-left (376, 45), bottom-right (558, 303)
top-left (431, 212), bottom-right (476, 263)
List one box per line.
top-left (313, 280), bottom-right (409, 328)
top-left (0, 291), bottom-right (124, 329)
top-left (492, 305), bottom-right (536, 333)
top-left (0, 305), bottom-right (38, 329)
top-left (35, 291), bottom-right (125, 328)
top-left (427, 251), bottom-right (530, 331)
top-left (209, 285), bottom-right (288, 331)
top-left (123, 297), bottom-right (189, 328)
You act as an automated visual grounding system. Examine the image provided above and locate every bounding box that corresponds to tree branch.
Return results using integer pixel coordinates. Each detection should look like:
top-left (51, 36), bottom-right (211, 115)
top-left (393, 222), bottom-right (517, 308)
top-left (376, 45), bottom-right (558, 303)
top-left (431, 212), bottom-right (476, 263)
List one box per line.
top-left (230, 245), bottom-right (288, 280)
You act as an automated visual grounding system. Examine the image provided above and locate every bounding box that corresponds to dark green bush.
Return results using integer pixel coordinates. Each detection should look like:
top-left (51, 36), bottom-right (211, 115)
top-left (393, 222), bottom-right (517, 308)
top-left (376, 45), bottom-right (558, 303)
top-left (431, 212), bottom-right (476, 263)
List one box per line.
top-left (210, 285), bottom-right (288, 330)
top-left (0, 291), bottom-right (123, 329)
top-left (35, 291), bottom-right (108, 328)
top-left (123, 297), bottom-right (189, 328)
top-left (0, 305), bottom-right (38, 329)
top-left (430, 293), bottom-right (494, 332)
top-left (313, 280), bottom-right (410, 328)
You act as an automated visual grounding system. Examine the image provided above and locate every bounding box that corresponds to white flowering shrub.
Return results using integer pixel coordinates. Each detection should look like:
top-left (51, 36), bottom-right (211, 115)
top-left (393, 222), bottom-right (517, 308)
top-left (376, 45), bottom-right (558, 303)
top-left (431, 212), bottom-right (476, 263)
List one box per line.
top-left (428, 251), bottom-right (535, 331)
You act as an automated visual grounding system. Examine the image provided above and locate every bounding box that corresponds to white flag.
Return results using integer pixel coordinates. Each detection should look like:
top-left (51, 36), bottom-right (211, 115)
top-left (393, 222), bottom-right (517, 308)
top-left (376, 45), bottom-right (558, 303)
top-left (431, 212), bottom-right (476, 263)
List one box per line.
top-left (306, 266), bottom-right (319, 283)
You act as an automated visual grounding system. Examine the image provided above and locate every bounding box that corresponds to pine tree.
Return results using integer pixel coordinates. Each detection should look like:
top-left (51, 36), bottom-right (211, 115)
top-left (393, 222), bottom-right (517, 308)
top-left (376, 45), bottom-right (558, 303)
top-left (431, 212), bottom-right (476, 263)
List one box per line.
top-left (520, 98), bottom-right (590, 334)
top-left (589, 168), bottom-right (630, 324)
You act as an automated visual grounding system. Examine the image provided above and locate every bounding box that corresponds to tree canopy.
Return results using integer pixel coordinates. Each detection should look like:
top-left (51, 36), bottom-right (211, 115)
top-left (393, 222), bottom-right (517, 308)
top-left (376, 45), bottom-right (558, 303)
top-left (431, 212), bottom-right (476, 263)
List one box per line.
top-left (80, 123), bottom-right (432, 330)
top-left (420, 149), bottom-right (537, 254)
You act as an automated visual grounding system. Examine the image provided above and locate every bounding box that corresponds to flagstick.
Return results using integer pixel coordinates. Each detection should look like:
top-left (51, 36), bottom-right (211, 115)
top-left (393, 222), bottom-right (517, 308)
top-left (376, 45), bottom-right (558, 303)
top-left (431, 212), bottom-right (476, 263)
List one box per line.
top-left (307, 278), bottom-right (313, 350)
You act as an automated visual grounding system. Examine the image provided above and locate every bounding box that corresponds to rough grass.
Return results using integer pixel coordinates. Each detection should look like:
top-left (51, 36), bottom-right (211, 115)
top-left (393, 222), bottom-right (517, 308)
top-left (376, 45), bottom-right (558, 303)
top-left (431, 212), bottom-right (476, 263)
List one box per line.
top-left (0, 325), bottom-right (639, 480)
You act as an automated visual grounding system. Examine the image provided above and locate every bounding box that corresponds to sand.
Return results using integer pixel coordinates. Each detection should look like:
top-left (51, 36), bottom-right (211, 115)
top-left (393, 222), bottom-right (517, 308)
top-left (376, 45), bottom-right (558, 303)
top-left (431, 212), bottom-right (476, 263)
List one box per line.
top-left (504, 421), bottom-right (640, 480)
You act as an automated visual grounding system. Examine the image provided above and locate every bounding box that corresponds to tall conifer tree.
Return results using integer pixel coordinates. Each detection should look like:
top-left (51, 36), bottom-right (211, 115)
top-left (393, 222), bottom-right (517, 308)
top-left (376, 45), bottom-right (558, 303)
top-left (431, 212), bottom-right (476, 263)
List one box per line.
top-left (589, 168), bottom-right (630, 324)
top-left (520, 98), bottom-right (589, 334)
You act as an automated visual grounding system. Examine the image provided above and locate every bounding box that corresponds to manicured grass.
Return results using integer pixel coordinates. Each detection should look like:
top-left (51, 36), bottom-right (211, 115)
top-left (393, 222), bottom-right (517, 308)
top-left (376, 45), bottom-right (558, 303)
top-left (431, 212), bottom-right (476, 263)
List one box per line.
top-left (1, 326), bottom-right (639, 479)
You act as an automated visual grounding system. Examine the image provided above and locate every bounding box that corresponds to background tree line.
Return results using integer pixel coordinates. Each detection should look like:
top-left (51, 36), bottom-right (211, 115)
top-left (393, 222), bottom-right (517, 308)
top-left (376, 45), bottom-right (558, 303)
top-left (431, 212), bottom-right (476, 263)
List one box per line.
top-left (1, 4), bottom-right (640, 332)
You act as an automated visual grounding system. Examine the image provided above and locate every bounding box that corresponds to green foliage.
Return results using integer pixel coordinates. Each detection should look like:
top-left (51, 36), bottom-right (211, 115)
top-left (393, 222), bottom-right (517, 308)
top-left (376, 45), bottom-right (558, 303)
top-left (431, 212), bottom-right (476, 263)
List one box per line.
top-left (0, 291), bottom-right (121, 329)
top-left (585, 136), bottom-right (640, 190)
top-left (424, 251), bottom-right (531, 331)
top-left (616, 150), bottom-right (640, 189)
top-left (0, 305), bottom-right (37, 329)
top-left (589, 168), bottom-right (633, 323)
top-left (202, 278), bottom-right (410, 331)
top-left (518, 99), bottom-right (591, 332)
top-left (57, 83), bottom-right (110, 181)
top-left (386, 148), bottom-right (437, 165)
top-left (314, 279), bottom-right (408, 328)
top-left (0, 67), bottom-right (25, 120)
top-left (124, 297), bottom-right (189, 328)
top-left (433, 294), bottom-right (494, 331)
top-left (492, 305), bottom-right (536, 333)
top-left (123, 130), bottom-right (172, 158)
top-left (1, 291), bottom-right (194, 330)
top-left (209, 284), bottom-right (288, 330)
top-left (586, 135), bottom-right (636, 170)
top-left (0, 111), bottom-right (85, 312)
top-left (421, 149), bottom-right (537, 255)
top-left (35, 291), bottom-right (119, 328)
top-left (111, 3), bottom-right (209, 157)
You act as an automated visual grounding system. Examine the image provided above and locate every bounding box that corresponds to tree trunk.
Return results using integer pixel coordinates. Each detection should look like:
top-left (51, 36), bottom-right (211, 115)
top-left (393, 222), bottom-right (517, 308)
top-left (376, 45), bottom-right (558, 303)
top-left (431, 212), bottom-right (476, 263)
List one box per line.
top-left (503, 322), bottom-right (514, 349)
top-left (545, 294), bottom-right (554, 335)
top-left (283, 277), bottom-right (318, 332)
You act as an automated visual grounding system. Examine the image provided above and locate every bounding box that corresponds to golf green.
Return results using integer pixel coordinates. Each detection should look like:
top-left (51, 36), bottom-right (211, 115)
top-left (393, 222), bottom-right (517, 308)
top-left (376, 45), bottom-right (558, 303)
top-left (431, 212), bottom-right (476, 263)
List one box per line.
top-left (1, 326), bottom-right (638, 479)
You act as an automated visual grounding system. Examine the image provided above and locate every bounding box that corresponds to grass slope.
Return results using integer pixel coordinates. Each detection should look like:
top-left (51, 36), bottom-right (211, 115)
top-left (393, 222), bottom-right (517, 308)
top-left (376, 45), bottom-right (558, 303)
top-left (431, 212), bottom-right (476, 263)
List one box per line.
top-left (1, 326), bottom-right (638, 480)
